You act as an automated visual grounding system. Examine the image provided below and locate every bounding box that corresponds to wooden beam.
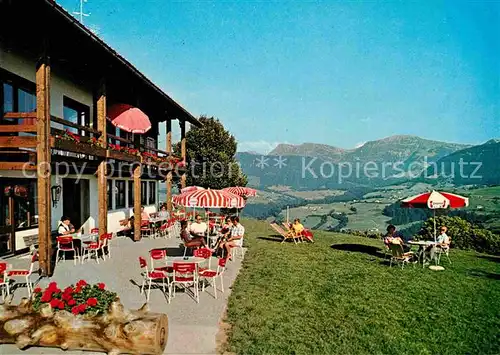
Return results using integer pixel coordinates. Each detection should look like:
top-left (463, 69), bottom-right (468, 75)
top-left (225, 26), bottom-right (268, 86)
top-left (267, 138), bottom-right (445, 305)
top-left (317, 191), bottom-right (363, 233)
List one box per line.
top-left (166, 119), bottom-right (172, 154)
top-left (0, 125), bottom-right (37, 133)
top-left (180, 120), bottom-right (187, 189)
top-left (3, 112), bottom-right (37, 119)
top-left (133, 164), bottom-right (142, 241)
top-left (0, 162), bottom-right (36, 170)
top-left (97, 81), bottom-right (108, 236)
top-left (0, 136), bottom-right (37, 148)
top-left (36, 55), bottom-right (52, 277)
top-left (166, 171), bottom-right (172, 212)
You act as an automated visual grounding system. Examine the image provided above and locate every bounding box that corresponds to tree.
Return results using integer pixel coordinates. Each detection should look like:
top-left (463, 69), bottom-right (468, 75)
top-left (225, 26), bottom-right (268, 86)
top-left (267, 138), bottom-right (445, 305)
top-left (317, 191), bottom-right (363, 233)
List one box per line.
top-left (175, 116), bottom-right (247, 189)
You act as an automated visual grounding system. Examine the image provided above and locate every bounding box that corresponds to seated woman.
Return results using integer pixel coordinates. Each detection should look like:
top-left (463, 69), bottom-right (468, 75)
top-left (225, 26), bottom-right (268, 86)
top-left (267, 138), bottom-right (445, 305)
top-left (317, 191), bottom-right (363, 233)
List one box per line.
top-left (180, 220), bottom-right (208, 251)
top-left (158, 204), bottom-right (169, 220)
top-left (384, 225), bottom-right (410, 252)
top-left (292, 218), bottom-right (304, 236)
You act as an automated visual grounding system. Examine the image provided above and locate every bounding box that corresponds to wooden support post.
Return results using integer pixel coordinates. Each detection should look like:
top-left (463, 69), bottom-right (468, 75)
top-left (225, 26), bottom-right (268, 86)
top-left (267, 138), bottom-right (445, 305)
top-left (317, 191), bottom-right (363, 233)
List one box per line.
top-left (133, 164), bottom-right (142, 241)
top-left (180, 120), bottom-right (187, 189)
top-left (36, 55), bottom-right (51, 276)
top-left (97, 81), bottom-right (108, 236)
top-left (166, 119), bottom-right (172, 212)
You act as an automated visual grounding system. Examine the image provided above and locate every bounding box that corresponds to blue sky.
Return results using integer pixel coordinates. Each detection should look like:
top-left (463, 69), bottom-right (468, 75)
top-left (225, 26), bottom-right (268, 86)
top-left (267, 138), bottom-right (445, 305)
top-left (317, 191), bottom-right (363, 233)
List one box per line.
top-left (60, 0), bottom-right (499, 154)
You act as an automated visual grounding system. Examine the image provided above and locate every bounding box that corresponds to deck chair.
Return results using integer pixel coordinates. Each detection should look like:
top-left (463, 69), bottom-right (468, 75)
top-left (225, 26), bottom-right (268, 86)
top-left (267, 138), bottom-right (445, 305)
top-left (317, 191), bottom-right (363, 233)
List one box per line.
top-left (270, 223), bottom-right (299, 244)
top-left (282, 222), bottom-right (304, 242)
top-left (389, 243), bottom-right (414, 269)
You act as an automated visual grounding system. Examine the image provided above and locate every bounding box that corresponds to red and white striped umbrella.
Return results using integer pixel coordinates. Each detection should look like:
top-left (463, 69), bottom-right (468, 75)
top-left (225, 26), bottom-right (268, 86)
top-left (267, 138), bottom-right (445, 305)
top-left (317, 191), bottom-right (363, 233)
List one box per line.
top-left (173, 189), bottom-right (245, 208)
top-left (181, 186), bottom-right (205, 194)
top-left (222, 186), bottom-right (257, 197)
top-left (401, 190), bottom-right (469, 240)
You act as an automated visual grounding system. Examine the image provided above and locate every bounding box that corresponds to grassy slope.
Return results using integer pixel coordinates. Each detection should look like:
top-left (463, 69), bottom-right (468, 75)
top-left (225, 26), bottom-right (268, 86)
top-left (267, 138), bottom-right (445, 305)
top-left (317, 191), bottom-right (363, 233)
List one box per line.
top-left (225, 219), bottom-right (500, 355)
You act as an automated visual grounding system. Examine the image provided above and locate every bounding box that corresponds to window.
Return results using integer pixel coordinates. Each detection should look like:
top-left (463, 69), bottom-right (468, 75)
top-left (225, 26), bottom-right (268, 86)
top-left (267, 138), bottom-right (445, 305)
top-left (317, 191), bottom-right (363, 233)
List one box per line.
top-left (63, 97), bottom-right (90, 135)
top-left (128, 181), bottom-right (134, 207)
top-left (107, 180), bottom-right (113, 209)
top-left (1, 71), bottom-right (36, 126)
top-left (115, 180), bottom-right (126, 209)
top-left (141, 181), bottom-right (148, 205)
top-left (148, 181), bottom-right (156, 205)
top-left (14, 180), bottom-right (38, 229)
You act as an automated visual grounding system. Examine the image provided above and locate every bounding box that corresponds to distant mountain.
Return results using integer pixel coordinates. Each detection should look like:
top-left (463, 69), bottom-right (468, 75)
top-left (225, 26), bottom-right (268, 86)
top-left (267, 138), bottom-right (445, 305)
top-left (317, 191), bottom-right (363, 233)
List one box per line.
top-left (425, 140), bottom-right (500, 185)
top-left (237, 135), bottom-right (476, 189)
top-left (269, 143), bottom-right (346, 161)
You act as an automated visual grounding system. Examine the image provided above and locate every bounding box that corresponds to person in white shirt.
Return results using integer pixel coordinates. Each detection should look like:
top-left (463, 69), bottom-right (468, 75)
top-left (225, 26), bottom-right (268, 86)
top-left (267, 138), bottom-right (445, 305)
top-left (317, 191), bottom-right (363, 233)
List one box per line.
top-left (57, 216), bottom-right (75, 235)
top-left (222, 216), bottom-right (244, 259)
top-left (189, 215), bottom-right (208, 238)
top-left (437, 226), bottom-right (450, 246)
top-left (158, 204), bottom-right (170, 220)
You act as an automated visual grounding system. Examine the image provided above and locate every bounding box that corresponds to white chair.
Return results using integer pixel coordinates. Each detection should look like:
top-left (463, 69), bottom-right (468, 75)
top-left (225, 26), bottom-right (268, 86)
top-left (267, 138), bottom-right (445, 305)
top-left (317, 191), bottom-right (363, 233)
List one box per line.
top-left (199, 257), bottom-right (227, 299)
top-left (0, 262), bottom-right (10, 302)
top-left (7, 250), bottom-right (38, 297)
top-left (231, 237), bottom-right (245, 259)
top-left (169, 262), bottom-right (199, 303)
top-left (138, 256), bottom-right (168, 302)
top-left (389, 243), bottom-right (414, 269)
top-left (81, 234), bottom-right (108, 264)
top-left (56, 236), bottom-right (80, 265)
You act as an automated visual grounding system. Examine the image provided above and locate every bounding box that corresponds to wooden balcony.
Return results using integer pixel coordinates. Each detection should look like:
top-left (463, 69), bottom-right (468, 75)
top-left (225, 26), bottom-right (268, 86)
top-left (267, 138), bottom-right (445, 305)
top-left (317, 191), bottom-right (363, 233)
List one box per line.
top-left (1, 112), bottom-right (185, 170)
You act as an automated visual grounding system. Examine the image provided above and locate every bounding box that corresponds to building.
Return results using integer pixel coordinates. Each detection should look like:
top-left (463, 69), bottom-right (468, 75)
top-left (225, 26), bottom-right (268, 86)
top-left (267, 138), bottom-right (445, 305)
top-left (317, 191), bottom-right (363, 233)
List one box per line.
top-left (0, 0), bottom-right (201, 275)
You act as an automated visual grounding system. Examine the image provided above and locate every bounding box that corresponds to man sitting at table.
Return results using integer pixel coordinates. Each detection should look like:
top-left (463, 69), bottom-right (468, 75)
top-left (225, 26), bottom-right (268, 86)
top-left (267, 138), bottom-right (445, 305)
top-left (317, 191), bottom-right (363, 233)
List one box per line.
top-left (189, 215), bottom-right (208, 238)
top-left (222, 216), bottom-right (245, 260)
top-left (140, 206), bottom-right (150, 221)
top-left (58, 216), bottom-right (75, 235)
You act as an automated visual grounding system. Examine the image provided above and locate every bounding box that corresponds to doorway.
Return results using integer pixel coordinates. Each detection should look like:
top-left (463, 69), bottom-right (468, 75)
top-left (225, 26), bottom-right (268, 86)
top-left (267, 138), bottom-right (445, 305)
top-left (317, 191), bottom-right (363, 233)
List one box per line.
top-left (62, 179), bottom-right (90, 230)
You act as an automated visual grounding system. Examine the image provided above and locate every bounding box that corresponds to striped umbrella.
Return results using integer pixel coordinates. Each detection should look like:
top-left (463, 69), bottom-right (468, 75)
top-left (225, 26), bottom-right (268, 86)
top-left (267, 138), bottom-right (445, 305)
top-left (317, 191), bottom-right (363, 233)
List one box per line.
top-left (181, 186), bottom-right (205, 194)
top-left (222, 186), bottom-right (257, 197)
top-left (173, 189), bottom-right (246, 209)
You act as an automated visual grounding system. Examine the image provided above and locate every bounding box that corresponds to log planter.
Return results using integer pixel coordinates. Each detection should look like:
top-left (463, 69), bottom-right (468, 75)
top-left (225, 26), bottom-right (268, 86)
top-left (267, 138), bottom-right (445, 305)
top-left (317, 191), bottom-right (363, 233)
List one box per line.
top-left (0, 298), bottom-right (168, 355)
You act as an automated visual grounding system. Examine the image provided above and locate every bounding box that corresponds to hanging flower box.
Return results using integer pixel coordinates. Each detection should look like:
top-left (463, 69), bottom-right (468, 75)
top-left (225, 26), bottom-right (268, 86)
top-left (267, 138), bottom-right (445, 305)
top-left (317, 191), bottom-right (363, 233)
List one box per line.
top-left (0, 280), bottom-right (168, 354)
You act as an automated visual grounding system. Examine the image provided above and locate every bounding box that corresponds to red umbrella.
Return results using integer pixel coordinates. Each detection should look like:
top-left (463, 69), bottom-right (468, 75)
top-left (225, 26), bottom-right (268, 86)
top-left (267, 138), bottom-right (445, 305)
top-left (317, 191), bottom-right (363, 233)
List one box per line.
top-left (173, 189), bottom-right (245, 209)
top-left (107, 104), bottom-right (151, 134)
top-left (401, 190), bottom-right (469, 240)
top-left (222, 186), bottom-right (257, 197)
top-left (181, 186), bottom-right (205, 194)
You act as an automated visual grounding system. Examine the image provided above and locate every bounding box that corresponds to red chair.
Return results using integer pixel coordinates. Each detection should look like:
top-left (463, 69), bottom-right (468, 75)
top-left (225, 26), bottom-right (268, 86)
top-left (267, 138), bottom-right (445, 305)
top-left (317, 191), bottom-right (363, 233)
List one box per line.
top-left (193, 248), bottom-right (212, 274)
top-left (8, 251), bottom-right (38, 297)
top-left (149, 249), bottom-right (173, 275)
top-left (90, 228), bottom-right (99, 234)
top-left (199, 257), bottom-right (227, 299)
top-left (138, 257), bottom-right (167, 302)
top-left (141, 219), bottom-right (154, 238)
top-left (158, 223), bottom-right (169, 239)
top-left (56, 236), bottom-right (80, 265)
top-left (0, 262), bottom-right (11, 301)
top-left (169, 262), bottom-right (199, 303)
top-left (81, 234), bottom-right (107, 264)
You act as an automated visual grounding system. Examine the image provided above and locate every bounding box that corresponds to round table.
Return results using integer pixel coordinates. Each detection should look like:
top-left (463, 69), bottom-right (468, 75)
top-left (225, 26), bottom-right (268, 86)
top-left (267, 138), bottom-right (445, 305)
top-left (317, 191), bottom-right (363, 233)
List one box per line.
top-left (408, 240), bottom-right (437, 266)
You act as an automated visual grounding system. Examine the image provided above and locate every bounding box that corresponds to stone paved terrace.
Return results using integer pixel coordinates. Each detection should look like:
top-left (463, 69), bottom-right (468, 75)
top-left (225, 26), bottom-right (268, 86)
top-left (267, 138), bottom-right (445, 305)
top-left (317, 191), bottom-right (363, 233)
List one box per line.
top-left (0, 235), bottom-right (243, 355)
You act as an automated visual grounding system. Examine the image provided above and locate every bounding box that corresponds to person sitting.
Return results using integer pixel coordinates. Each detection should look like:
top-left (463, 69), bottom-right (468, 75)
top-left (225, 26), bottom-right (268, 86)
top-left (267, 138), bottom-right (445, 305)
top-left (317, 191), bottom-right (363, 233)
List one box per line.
top-left (58, 216), bottom-right (75, 236)
top-left (437, 226), bottom-right (450, 246)
top-left (292, 218), bottom-right (304, 236)
top-left (180, 220), bottom-right (207, 251)
top-left (158, 204), bottom-right (170, 220)
top-left (222, 216), bottom-right (244, 259)
top-left (189, 215), bottom-right (208, 238)
top-left (384, 224), bottom-right (410, 252)
top-left (140, 206), bottom-right (150, 221)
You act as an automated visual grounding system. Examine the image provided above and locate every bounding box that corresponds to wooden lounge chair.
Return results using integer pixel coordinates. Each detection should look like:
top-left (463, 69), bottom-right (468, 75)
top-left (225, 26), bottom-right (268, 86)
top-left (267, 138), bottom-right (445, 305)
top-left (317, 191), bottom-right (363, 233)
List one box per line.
top-left (269, 223), bottom-right (300, 244)
top-left (389, 243), bottom-right (414, 269)
top-left (282, 222), bottom-right (304, 242)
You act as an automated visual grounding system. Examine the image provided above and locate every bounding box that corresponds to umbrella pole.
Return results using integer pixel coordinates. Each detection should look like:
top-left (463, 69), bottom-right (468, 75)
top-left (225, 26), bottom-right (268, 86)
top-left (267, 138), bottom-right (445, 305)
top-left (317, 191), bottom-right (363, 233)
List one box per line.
top-left (433, 209), bottom-right (436, 242)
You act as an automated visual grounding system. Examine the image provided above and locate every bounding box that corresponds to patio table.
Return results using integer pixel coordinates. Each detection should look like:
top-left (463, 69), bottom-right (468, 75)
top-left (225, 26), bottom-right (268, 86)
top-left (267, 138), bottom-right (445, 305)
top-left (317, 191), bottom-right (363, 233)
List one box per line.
top-left (408, 240), bottom-right (437, 266)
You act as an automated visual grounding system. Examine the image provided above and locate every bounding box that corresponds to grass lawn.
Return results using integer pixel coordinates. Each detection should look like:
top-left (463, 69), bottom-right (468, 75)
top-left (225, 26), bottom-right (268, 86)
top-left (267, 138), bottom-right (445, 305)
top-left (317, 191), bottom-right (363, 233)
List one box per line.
top-left (224, 219), bottom-right (500, 355)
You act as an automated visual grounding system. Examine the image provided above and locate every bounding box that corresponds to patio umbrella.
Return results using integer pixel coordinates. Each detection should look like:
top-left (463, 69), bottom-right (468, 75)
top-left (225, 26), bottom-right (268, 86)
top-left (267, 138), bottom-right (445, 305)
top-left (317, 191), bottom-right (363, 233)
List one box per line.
top-left (401, 190), bottom-right (469, 241)
top-left (173, 189), bottom-right (246, 209)
top-left (222, 186), bottom-right (257, 197)
top-left (181, 186), bottom-right (205, 194)
top-left (107, 103), bottom-right (151, 134)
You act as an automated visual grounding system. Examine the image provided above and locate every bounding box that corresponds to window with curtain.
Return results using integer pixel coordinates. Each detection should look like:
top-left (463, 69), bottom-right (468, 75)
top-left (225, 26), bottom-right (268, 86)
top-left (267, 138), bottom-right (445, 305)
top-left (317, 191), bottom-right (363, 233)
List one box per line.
top-left (115, 180), bottom-right (126, 209)
top-left (148, 181), bottom-right (156, 205)
top-left (128, 181), bottom-right (134, 208)
top-left (63, 97), bottom-right (90, 135)
top-left (141, 181), bottom-right (148, 205)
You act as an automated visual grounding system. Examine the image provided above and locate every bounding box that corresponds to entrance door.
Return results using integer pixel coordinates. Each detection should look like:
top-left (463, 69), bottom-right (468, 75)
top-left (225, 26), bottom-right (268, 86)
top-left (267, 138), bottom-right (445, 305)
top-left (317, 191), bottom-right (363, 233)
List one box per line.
top-left (63, 179), bottom-right (90, 230)
top-left (0, 192), bottom-right (15, 256)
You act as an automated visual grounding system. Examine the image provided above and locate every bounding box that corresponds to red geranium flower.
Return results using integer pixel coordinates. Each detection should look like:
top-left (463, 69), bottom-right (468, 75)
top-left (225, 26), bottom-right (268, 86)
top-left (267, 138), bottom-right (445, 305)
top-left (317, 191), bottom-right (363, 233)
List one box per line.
top-left (71, 306), bottom-right (80, 315)
top-left (74, 285), bottom-right (82, 293)
top-left (62, 292), bottom-right (73, 301)
top-left (57, 301), bottom-right (65, 310)
top-left (33, 287), bottom-right (42, 293)
top-left (63, 286), bottom-right (73, 294)
top-left (49, 298), bottom-right (60, 309)
top-left (76, 280), bottom-right (87, 287)
top-left (47, 282), bottom-right (58, 291)
top-left (67, 298), bottom-right (76, 306)
top-left (86, 298), bottom-right (98, 307)
top-left (78, 304), bottom-right (87, 313)
top-left (41, 291), bottom-right (52, 303)
top-left (97, 283), bottom-right (105, 290)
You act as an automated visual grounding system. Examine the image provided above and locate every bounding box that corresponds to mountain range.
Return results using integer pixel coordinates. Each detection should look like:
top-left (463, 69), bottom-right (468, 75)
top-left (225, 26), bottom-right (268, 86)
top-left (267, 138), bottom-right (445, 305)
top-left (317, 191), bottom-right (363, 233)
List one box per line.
top-left (236, 135), bottom-right (498, 189)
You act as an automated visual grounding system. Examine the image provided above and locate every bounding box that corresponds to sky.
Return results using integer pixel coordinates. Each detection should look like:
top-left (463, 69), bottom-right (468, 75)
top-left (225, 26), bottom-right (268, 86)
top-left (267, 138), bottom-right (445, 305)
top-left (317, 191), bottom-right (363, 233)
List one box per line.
top-left (59, 0), bottom-right (499, 154)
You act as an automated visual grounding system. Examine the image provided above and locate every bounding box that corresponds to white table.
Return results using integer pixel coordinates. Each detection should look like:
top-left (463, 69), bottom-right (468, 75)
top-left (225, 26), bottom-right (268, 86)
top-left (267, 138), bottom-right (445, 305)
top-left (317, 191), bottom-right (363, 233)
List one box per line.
top-left (408, 240), bottom-right (437, 266)
top-left (166, 256), bottom-right (205, 264)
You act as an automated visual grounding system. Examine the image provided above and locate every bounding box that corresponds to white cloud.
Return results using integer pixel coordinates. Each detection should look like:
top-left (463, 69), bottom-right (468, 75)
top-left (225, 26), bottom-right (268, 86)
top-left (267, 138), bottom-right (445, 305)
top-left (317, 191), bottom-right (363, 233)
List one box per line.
top-left (355, 141), bottom-right (366, 148)
top-left (238, 140), bottom-right (288, 155)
